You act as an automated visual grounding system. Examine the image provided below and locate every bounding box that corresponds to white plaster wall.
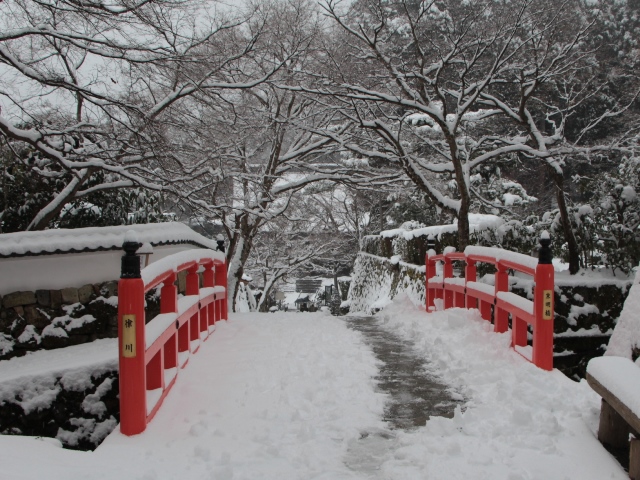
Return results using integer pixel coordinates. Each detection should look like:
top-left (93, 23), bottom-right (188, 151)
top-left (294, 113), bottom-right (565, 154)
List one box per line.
top-left (0, 244), bottom-right (196, 295)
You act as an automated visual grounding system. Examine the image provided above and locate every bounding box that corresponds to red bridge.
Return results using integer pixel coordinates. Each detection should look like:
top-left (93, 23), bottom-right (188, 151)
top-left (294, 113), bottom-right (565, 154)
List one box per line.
top-left (117, 234), bottom-right (227, 435)
top-left (426, 234), bottom-right (554, 370)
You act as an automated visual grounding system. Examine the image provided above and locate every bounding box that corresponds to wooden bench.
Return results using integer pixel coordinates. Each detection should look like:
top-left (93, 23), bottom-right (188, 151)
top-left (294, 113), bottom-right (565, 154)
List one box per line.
top-left (587, 356), bottom-right (640, 478)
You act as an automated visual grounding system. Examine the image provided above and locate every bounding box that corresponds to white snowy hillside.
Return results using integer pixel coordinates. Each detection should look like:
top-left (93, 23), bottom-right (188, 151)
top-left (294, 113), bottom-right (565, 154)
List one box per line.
top-left (605, 266), bottom-right (640, 361)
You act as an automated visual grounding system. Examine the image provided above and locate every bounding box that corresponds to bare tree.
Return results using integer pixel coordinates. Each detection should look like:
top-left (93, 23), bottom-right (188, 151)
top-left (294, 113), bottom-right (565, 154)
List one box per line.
top-left (304, 0), bottom-right (631, 257)
top-left (0, 0), bottom-right (284, 230)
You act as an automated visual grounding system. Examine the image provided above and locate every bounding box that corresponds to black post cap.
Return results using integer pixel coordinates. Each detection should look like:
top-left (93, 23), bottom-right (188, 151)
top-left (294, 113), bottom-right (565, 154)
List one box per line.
top-left (538, 232), bottom-right (552, 265)
top-left (121, 240), bottom-right (142, 278)
top-left (216, 234), bottom-right (225, 253)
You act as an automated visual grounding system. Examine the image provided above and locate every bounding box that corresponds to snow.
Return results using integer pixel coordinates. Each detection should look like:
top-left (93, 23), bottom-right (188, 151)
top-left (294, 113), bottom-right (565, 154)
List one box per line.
top-left (141, 249), bottom-right (225, 287)
top-left (606, 266), bottom-right (640, 359)
top-left (567, 303), bottom-right (599, 326)
top-left (0, 307), bottom-right (628, 479)
top-left (621, 185), bottom-right (637, 202)
top-left (123, 229), bottom-right (139, 245)
top-left (555, 326), bottom-right (612, 337)
top-left (465, 245), bottom-right (539, 271)
top-left (17, 325), bottom-right (41, 344)
top-left (145, 313), bottom-right (178, 349)
top-left (588, 356), bottom-right (640, 417)
top-left (372, 298), bottom-right (625, 479)
top-left (0, 339), bottom-right (117, 415)
top-left (496, 291), bottom-right (534, 315)
top-left (380, 214), bottom-right (504, 240)
top-left (554, 268), bottom-right (633, 288)
top-left (0, 222), bottom-right (216, 257)
top-left (0, 339), bottom-right (117, 384)
top-left (466, 281), bottom-right (495, 296)
top-left (502, 193), bottom-right (522, 206)
top-left (82, 378), bottom-right (113, 417)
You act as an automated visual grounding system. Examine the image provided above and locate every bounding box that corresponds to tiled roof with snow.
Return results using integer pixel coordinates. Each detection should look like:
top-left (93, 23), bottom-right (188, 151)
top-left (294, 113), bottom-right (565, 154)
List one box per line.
top-left (0, 222), bottom-right (217, 258)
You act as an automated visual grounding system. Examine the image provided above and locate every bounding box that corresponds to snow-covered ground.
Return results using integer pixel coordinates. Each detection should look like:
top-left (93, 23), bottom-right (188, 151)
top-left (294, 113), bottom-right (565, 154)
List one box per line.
top-left (0, 306), bottom-right (628, 479)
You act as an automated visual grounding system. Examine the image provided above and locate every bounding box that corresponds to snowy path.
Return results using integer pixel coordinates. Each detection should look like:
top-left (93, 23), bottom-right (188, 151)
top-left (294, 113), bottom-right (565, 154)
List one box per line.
top-left (344, 316), bottom-right (460, 429)
top-left (0, 306), bottom-right (631, 479)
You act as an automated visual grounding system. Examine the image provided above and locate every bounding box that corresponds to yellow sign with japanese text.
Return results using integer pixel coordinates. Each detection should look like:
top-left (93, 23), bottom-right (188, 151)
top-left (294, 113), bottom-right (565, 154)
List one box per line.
top-left (122, 314), bottom-right (136, 358)
top-left (543, 290), bottom-right (553, 320)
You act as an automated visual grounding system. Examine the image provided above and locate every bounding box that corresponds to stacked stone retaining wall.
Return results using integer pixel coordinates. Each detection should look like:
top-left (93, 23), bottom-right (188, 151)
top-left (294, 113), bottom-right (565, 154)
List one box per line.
top-left (0, 271), bottom-right (194, 361)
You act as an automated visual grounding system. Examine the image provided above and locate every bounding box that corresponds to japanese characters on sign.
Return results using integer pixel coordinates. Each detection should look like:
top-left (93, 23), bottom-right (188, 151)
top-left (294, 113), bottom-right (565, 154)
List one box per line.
top-left (122, 314), bottom-right (136, 357)
top-left (543, 290), bottom-right (553, 320)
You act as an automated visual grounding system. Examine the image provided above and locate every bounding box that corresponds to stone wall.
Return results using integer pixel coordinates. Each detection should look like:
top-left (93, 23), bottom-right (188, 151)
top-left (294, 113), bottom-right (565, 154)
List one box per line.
top-left (0, 271), bottom-right (188, 361)
top-left (0, 363), bottom-right (119, 451)
top-left (0, 282), bottom-right (120, 361)
top-left (348, 253), bottom-right (426, 314)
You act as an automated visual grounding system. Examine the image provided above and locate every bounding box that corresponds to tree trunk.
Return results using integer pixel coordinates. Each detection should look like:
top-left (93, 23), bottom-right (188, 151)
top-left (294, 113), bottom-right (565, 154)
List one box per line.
top-left (552, 169), bottom-right (580, 274)
top-left (457, 195), bottom-right (471, 251)
top-left (227, 216), bottom-right (258, 312)
top-left (447, 136), bottom-right (471, 251)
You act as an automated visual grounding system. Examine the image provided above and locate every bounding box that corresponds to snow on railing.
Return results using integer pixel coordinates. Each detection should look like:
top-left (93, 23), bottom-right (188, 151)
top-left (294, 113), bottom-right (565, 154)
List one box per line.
top-left (117, 233), bottom-right (227, 435)
top-left (425, 233), bottom-right (554, 371)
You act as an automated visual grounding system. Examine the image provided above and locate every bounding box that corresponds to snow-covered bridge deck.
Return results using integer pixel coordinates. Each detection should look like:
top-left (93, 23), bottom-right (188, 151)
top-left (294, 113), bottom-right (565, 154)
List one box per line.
top-left (0, 307), bottom-right (629, 479)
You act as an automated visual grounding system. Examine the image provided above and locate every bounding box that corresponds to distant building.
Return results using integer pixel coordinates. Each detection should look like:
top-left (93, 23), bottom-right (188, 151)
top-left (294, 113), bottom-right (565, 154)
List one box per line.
top-left (296, 278), bottom-right (323, 294)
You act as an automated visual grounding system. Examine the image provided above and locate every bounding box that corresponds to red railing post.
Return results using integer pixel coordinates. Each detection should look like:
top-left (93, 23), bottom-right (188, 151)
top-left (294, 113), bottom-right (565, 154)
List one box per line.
top-left (203, 261), bottom-right (214, 329)
top-left (186, 265), bottom-right (200, 344)
top-left (186, 265), bottom-right (199, 296)
top-left (533, 233), bottom-right (554, 371)
top-left (203, 261), bottom-right (214, 288)
top-left (443, 255), bottom-right (454, 309)
top-left (425, 236), bottom-right (436, 311)
top-left (118, 236), bottom-right (147, 436)
top-left (494, 263), bottom-right (509, 333)
top-left (425, 254), bottom-right (436, 310)
top-left (160, 273), bottom-right (177, 314)
top-left (465, 259), bottom-right (477, 309)
top-left (158, 273), bottom-right (177, 386)
top-left (215, 262), bottom-right (228, 320)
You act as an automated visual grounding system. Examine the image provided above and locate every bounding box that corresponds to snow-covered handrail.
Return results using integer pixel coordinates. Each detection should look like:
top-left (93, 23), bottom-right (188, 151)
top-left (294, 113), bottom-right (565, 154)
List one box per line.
top-left (117, 235), bottom-right (228, 436)
top-left (425, 235), bottom-right (554, 371)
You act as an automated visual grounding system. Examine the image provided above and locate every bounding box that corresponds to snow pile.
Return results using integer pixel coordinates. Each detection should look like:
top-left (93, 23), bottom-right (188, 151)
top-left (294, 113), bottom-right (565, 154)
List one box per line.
top-left (605, 266), bottom-right (640, 360)
top-left (0, 339), bottom-right (117, 416)
top-left (0, 222), bottom-right (216, 257)
top-left (41, 313), bottom-right (97, 339)
top-left (371, 297), bottom-right (625, 479)
top-left (587, 356), bottom-right (640, 416)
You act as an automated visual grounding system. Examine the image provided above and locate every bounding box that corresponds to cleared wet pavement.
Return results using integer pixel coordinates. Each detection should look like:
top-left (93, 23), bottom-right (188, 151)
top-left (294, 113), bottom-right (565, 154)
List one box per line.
top-left (344, 316), bottom-right (461, 430)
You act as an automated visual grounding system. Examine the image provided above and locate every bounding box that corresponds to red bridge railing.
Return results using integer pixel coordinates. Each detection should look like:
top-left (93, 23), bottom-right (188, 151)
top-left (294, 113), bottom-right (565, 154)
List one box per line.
top-left (425, 234), bottom-right (554, 370)
top-left (117, 236), bottom-right (227, 435)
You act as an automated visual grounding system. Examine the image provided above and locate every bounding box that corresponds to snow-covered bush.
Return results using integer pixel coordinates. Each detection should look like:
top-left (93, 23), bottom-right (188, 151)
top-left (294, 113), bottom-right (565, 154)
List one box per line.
top-left (581, 157), bottom-right (640, 273)
top-left (0, 148), bottom-right (168, 232)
